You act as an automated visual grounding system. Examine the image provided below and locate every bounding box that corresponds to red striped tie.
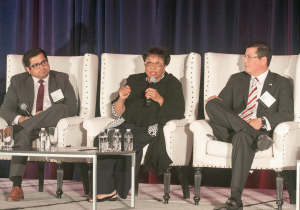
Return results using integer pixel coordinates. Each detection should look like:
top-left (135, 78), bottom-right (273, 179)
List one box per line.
top-left (239, 78), bottom-right (258, 121)
top-left (36, 80), bottom-right (44, 112)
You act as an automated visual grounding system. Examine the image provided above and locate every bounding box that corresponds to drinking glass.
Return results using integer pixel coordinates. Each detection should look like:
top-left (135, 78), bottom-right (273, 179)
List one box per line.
top-left (49, 127), bottom-right (58, 151)
top-left (106, 128), bottom-right (116, 152)
top-left (3, 126), bottom-right (13, 150)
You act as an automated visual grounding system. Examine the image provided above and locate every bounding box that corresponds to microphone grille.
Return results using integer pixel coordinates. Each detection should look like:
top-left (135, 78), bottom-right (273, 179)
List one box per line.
top-left (20, 103), bottom-right (27, 111)
top-left (150, 77), bottom-right (157, 83)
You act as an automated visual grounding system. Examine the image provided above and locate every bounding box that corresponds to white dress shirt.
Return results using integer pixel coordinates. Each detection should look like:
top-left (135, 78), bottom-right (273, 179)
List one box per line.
top-left (249, 70), bottom-right (271, 131)
top-left (13, 74), bottom-right (52, 124)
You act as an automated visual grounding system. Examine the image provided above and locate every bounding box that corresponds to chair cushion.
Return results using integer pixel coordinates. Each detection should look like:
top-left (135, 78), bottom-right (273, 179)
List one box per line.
top-left (206, 140), bottom-right (272, 158)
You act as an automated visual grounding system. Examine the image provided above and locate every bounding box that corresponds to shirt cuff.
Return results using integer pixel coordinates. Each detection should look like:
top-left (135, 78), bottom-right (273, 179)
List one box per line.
top-left (13, 115), bottom-right (21, 125)
top-left (263, 117), bottom-right (271, 131)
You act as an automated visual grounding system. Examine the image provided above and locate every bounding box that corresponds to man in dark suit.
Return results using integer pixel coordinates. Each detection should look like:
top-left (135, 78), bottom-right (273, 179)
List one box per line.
top-left (205, 42), bottom-right (294, 210)
top-left (0, 48), bottom-right (77, 201)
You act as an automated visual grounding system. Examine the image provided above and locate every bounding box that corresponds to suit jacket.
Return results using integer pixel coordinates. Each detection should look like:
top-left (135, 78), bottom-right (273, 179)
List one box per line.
top-left (0, 70), bottom-right (77, 125)
top-left (218, 71), bottom-right (294, 130)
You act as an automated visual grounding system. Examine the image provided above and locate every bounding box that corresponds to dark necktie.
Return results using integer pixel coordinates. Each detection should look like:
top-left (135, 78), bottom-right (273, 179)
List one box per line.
top-left (239, 77), bottom-right (259, 121)
top-left (36, 79), bottom-right (44, 112)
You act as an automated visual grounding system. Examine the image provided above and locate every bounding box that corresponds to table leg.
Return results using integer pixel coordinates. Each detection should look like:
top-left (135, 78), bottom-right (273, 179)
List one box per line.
top-left (297, 162), bottom-right (299, 210)
top-left (93, 155), bottom-right (97, 210)
top-left (131, 152), bottom-right (136, 208)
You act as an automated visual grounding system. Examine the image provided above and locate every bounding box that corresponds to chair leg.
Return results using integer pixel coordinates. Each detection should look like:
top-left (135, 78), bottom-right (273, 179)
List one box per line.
top-left (135, 169), bottom-right (140, 197)
top-left (194, 167), bottom-right (203, 205)
top-left (77, 163), bottom-right (90, 195)
top-left (283, 170), bottom-right (296, 204)
top-left (38, 162), bottom-right (45, 192)
top-left (88, 163), bottom-right (93, 198)
top-left (176, 166), bottom-right (190, 199)
top-left (163, 167), bottom-right (171, 204)
top-left (275, 170), bottom-right (284, 210)
top-left (56, 162), bottom-right (64, 199)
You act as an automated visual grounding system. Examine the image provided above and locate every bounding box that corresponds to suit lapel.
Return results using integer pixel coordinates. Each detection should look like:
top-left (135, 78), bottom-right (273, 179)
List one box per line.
top-left (257, 71), bottom-right (276, 114)
top-left (242, 73), bottom-right (251, 107)
top-left (26, 76), bottom-right (34, 112)
top-left (48, 71), bottom-right (58, 104)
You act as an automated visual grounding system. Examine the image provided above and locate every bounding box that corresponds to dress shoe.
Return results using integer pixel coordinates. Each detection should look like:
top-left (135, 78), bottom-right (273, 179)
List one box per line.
top-left (87, 192), bottom-right (117, 202)
top-left (6, 186), bottom-right (24, 201)
top-left (219, 197), bottom-right (243, 210)
top-left (257, 133), bottom-right (274, 151)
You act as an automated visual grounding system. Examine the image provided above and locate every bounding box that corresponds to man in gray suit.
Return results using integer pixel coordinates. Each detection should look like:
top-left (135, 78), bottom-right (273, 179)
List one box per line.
top-left (0, 48), bottom-right (77, 201)
top-left (205, 42), bottom-right (294, 209)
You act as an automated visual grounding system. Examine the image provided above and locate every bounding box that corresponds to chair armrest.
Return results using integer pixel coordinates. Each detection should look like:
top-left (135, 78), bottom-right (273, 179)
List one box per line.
top-left (273, 121), bottom-right (299, 167)
top-left (0, 117), bottom-right (8, 128)
top-left (163, 119), bottom-right (192, 165)
top-left (83, 116), bottom-right (116, 147)
top-left (56, 116), bottom-right (86, 147)
top-left (189, 119), bottom-right (213, 165)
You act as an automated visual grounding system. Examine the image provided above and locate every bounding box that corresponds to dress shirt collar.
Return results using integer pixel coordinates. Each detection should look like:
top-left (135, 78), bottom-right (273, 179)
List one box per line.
top-left (32, 74), bottom-right (49, 84)
top-left (251, 69), bottom-right (269, 85)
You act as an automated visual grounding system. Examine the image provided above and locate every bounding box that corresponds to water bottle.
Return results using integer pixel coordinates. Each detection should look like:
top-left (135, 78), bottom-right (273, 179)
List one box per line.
top-left (98, 130), bottom-right (108, 152)
top-left (124, 129), bottom-right (133, 151)
top-left (39, 128), bottom-right (47, 151)
top-left (112, 129), bottom-right (121, 152)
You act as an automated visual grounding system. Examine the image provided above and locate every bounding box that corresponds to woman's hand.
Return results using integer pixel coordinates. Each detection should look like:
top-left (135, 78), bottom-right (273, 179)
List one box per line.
top-left (119, 85), bottom-right (131, 100)
top-left (145, 88), bottom-right (164, 106)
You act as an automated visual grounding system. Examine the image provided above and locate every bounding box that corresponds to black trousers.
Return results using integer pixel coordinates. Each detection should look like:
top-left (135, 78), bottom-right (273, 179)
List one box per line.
top-left (9, 104), bottom-right (69, 180)
top-left (93, 123), bottom-right (153, 199)
top-left (205, 98), bottom-right (264, 193)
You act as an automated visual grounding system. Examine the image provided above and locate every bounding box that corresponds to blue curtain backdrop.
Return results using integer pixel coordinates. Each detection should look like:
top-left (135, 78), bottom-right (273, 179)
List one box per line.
top-left (0, 0), bottom-right (299, 188)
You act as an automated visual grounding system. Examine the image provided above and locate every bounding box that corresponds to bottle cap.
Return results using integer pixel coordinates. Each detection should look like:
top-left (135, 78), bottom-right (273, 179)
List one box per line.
top-left (126, 129), bottom-right (131, 132)
top-left (115, 129), bottom-right (119, 132)
top-left (41, 128), bottom-right (45, 131)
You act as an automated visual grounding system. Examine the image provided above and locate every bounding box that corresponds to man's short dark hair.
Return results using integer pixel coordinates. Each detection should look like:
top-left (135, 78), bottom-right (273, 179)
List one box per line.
top-left (247, 42), bottom-right (272, 66)
top-left (23, 48), bottom-right (48, 67)
top-left (142, 47), bottom-right (171, 66)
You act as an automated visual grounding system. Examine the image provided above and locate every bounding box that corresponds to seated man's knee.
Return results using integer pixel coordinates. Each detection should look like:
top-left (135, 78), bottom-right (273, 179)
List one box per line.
top-left (51, 104), bottom-right (68, 116)
top-left (205, 98), bottom-right (221, 113)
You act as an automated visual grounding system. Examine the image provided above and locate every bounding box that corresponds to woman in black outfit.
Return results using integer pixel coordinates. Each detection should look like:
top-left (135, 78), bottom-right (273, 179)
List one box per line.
top-left (90, 47), bottom-right (185, 202)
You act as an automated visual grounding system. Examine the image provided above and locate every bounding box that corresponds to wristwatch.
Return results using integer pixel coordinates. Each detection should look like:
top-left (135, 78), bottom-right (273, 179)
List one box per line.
top-left (261, 117), bottom-right (267, 128)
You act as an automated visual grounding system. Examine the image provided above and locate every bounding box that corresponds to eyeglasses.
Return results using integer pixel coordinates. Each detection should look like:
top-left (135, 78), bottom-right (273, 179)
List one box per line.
top-left (144, 61), bottom-right (164, 67)
top-left (243, 55), bottom-right (260, 60)
top-left (29, 60), bottom-right (49, 70)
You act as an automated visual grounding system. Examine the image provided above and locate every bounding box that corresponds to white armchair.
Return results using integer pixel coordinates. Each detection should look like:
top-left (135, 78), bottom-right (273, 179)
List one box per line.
top-left (190, 52), bottom-right (299, 209)
top-left (83, 52), bottom-right (201, 203)
top-left (0, 53), bottom-right (98, 197)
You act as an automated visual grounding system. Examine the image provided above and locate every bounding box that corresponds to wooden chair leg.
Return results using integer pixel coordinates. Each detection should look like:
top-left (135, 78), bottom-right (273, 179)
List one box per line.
top-left (283, 170), bottom-right (296, 204)
top-left (163, 167), bottom-right (171, 204)
top-left (176, 166), bottom-right (190, 199)
top-left (88, 163), bottom-right (93, 198)
top-left (56, 162), bottom-right (64, 199)
top-left (38, 162), bottom-right (45, 192)
top-left (135, 169), bottom-right (140, 197)
top-left (77, 163), bottom-right (90, 195)
top-left (194, 167), bottom-right (203, 205)
top-left (275, 170), bottom-right (284, 210)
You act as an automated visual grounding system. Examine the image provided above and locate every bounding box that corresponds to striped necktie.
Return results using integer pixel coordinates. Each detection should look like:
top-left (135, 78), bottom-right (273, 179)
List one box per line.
top-left (239, 78), bottom-right (258, 121)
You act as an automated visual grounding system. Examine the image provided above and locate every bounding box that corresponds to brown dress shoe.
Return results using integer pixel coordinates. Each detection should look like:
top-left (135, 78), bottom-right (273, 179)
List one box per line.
top-left (6, 186), bottom-right (24, 201)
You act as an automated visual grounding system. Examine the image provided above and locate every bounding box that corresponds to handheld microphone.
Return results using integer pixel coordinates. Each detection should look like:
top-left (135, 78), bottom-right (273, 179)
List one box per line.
top-left (20, 103), bottom-right (33, 117)
top-left (146, 77), bottom-right (157, 106)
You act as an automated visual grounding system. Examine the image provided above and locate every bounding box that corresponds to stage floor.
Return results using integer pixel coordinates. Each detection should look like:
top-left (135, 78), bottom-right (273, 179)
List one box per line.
top-left (0, 178), bottom-right (295, 209)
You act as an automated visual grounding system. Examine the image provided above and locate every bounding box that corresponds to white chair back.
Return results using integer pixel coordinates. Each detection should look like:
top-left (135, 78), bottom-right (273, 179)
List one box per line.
top-left (6, 54), bottom-right (98, 120)
top-left (204, 52), bottom-right (299, 122)
top-left (100, 53), bottom-right (201, 123)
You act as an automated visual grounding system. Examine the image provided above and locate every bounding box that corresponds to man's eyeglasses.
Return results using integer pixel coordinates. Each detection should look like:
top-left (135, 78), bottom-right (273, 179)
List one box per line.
top-left (243, 55), bottom-right (260, 60)
top-left (144, 62), bottom-right (164, 67)
top-left (29, 60), bottom-right (49, 70)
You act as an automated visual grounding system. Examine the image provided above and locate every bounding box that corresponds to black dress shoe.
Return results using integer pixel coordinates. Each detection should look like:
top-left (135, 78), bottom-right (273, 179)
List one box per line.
top-left (219, 198), bottom-right (243, 210)
top-left (257, 134), bottom-right (274, 151)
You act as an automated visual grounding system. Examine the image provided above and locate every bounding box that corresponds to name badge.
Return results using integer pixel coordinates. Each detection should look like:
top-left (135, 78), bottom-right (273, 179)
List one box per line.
top-left (258, 91), bottom-right (276, 108)
top-left (51, 89), bottom-right (65, 103)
